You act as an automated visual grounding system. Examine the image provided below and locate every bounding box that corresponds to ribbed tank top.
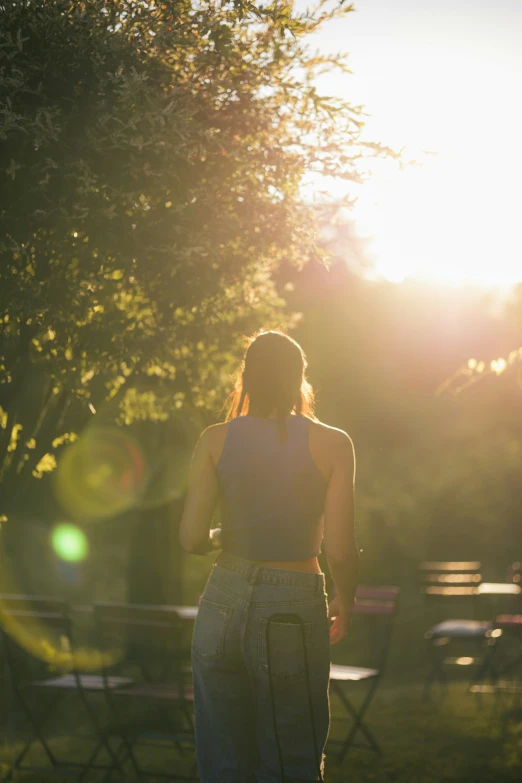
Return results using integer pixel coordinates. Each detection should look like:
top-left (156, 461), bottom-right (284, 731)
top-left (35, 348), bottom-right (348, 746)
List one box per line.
top-left (215, 415), bottom-right (327, 560)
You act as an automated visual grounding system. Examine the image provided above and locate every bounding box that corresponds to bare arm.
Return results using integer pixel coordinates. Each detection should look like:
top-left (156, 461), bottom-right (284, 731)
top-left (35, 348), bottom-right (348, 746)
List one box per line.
top-left (179, 427), bottom-right (220, 555)
top-left (323, 431), bottom-right (359, 644)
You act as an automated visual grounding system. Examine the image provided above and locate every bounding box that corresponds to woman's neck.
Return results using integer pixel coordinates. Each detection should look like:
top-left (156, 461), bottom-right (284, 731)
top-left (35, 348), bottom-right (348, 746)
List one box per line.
top-left (248, 409), bottom-right (294, 420)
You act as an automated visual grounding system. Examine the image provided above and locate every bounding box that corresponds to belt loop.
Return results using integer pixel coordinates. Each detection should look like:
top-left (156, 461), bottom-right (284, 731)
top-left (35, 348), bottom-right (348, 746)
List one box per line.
top-left (248, 564), bottom-right (261, 585)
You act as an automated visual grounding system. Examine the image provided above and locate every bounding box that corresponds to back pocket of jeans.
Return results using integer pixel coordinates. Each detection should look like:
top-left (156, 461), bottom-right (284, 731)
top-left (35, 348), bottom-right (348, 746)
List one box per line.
top-left (258, 616), bottom-right (314, 680)
top-left (192, 599), bottom-right (232, 660)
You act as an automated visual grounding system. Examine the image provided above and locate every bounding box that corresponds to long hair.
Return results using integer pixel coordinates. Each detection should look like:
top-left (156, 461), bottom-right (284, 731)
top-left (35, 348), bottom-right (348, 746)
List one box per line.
top-left (220, 330), bottom-right (318, 443)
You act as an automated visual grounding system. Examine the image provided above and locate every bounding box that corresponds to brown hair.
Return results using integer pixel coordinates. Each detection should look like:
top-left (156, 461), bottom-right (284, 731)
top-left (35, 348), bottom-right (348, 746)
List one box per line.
top-left (220, 330), bottom-right (318, 443)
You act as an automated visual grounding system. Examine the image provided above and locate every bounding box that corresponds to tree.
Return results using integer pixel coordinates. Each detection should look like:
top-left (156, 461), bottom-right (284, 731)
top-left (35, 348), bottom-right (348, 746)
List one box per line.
top-left (0, 0), bottom-right (390, 517)
top-left (434, 284), bottom-right (522, 396)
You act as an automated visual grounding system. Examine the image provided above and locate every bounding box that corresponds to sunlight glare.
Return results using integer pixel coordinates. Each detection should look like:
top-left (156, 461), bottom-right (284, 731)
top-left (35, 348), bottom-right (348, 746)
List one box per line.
top-left (351, 152), bottom-right (522, 286)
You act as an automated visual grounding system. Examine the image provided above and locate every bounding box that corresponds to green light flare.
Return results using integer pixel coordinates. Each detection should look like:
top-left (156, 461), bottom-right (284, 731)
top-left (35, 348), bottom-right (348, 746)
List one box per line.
top-left (51, 524), bottom-right (89, 562)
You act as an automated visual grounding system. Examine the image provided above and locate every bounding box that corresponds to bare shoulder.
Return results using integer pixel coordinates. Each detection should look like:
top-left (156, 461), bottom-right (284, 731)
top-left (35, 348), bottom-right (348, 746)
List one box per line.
top-left (310, 418), bottom-right (354, 450)
top-left (202, 421), bottom-right (228, 435)
top-left (203, 421), bottom-right (230, 466)
top-left (200, 421), bottom-right (229, 446)
top-left (308, 418), bottom-right (354, 483)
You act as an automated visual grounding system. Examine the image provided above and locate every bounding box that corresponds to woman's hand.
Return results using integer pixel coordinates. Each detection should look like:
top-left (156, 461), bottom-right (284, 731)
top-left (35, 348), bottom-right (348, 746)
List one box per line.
top-left (209, 527), bottom-right (222, 550)
top-left (328, 594), bottom-right (353, 645)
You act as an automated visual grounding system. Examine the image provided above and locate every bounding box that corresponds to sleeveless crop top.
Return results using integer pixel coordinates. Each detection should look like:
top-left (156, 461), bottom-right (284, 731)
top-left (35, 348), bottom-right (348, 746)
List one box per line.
top-left (215, 415), bottom-right (327, 560)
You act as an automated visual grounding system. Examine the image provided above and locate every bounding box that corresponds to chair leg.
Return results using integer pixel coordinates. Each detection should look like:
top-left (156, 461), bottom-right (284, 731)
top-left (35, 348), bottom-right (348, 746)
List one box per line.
top-left (76, 686), bottom-right (129, 777)
top-left (3, 688), bottom-right (62, 780)
top-left (76, 735), bottom-right (129, 783)
top-left (422, 668), bottom-right (436, 703)
top-left (77, 738), bottom-right (106, 783)
top-left (468, 639), bottom-right (501, 709)
top-left (331, 679), bottom-right (382, 763)
top-left (180, 700), bottom-right (195, 733)
top-left (423, 638), bottom-right (449, 703)
top-left (100, 739), bottom-right (133, 783)
top-left (100, 694), bottom-right (145, 782)
top-left (496, 650), bottom-right (522, 679)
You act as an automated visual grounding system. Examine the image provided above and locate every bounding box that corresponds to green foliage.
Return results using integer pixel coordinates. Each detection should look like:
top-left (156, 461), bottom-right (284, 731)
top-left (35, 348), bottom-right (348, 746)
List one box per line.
top-left (0, 0), bottom-right (383, 509)
top-left (285, 266), bottom-right (522, 569)
top-left (437, 286), bottom-right (522, 395)
top-left (438, 347), bottom-right (522, 396)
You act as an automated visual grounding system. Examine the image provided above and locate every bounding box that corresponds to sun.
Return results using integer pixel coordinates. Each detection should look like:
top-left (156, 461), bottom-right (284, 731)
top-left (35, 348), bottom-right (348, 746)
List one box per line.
top-left (351, 152), bottom-right (522, 287)
top-left (302, 6), bottom-right (522, 289)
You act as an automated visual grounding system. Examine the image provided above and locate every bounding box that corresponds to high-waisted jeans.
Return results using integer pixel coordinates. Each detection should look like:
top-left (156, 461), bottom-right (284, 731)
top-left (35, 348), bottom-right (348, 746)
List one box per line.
top-left (191, 551), bottom-right (331, 783)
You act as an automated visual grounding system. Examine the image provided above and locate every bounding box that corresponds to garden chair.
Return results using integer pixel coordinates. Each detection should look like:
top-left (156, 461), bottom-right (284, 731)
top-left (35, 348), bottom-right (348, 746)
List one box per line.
top-left (473, 561), bottom-right (522, 619)
top-left (506, 561), bottom-right (521, 586)
top-left (418, 561), bottom-right (502, 698)
top-left (449, 562), bottom-right (522, 700)
top-left (492, 614), bottom-right (522, 692)
top-left (91, 601), bottom-right (197, 782)
top-left (419, 560), bottom-right (482, 614)
top-left (0, 593), bottom-right (129, 782)
top-left (468, 614), bottom-right (522, 706)
top-left (327, 585), bottom-right (400, 764)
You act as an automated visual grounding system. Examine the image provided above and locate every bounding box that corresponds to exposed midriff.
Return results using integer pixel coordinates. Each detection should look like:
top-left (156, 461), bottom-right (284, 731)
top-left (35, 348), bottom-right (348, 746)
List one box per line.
top-left (247, 556), bottom-right (322, 574)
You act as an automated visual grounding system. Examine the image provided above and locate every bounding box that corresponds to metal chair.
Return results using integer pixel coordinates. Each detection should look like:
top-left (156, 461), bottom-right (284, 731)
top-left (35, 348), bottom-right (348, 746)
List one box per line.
top-left (468, 614), bottom-right (522, 707)
top-left (265, 612), bottom-right (324, 782)
top-left (473, 560), bottom-right (522, 620)
top-left (327, 585), bottom-right (400, 764)
top-left (506, 561), bottom-right (521, 587)
top-left (418, 561), bottom-right (502, 698)
top-left (92, 601), bottom-right (197, 781)
top-left (0, 593), bottom-right (128, 782)
top-left (492, 614), bottom-right (522, 695)
top-left (457, 563), bottom-right (522, 701)
top-left (419, 560), bottom-right (482, 614)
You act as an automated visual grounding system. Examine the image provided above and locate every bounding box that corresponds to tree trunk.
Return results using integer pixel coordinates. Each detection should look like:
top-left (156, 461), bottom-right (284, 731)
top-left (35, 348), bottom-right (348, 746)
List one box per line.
top-left (127, 496), bottom-right (185, 606)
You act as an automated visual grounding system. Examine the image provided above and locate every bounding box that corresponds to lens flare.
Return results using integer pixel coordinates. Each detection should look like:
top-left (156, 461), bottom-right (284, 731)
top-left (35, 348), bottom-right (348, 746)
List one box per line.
top-left (51, 524), bottom-right (89, 562)
top-left (131, 410), bottom-right (204, 510)
top-left (54, 426), bottom-right (146, 521)
top-left (0, 525), bottom-right (119, 672)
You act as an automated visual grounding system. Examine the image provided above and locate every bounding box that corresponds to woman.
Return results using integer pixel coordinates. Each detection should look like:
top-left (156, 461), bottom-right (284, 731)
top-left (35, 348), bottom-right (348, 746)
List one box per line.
top-left (179, 330), bottom-right (359, 782)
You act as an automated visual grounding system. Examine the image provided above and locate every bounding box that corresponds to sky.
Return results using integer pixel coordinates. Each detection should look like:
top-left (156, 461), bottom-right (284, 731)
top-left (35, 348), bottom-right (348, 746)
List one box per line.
top-left (295, 0), bottom-right (522, 285)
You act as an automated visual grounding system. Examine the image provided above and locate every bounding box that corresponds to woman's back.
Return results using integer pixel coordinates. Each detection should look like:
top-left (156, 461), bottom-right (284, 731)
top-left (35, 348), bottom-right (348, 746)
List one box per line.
top-left (212, 414), bottom-right (331, 561)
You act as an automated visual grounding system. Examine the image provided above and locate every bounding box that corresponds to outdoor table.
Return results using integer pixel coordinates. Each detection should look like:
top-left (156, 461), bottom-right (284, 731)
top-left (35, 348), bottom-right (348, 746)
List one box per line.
top-left (72, 604), bottom-right (199, 619)
top-left (70, 604), bottom-right (199, 652)
top-left (473, 583), bottom-right (521, 622)
top-left (466, 587), bottom-right (522, 693)
top-left (170, 605), bottom-right (199, 620)
top-left (476, 583), bottom-right (522, 596)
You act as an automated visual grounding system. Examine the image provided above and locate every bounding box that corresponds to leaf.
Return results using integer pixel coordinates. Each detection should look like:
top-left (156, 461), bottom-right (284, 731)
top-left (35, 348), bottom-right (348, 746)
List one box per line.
top-left (6, 159), bottom-right (21, 180)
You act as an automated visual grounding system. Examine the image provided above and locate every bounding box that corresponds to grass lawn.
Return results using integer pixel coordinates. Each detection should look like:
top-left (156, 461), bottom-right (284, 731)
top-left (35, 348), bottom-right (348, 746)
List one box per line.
top-left (1, 676), bottom-right (522, 782)
top-left (2, 556), bottom-right (522, 780)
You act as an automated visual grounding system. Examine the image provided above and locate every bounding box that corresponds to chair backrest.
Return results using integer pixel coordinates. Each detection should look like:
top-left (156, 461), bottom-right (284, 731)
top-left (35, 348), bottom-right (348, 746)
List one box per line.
top-left (0, 593), bottom-right (73, 682)
top-left (333, 585), bottom-right (400, 673)
top-left (94, 601), bottom-right (185, 682)
top-left (0, 595), bottom-right (72, 633)
top-left (507, 561), bottom-right (521, 585)
top-left (418, 561), bottom-right (481, 600)
top-left (418, 561), bottom-right (483, 625)
top-left (353, 586), bottom-right (400, 614)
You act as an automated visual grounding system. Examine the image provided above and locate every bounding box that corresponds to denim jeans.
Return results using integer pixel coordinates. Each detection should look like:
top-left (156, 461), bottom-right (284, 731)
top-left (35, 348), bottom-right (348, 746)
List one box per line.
top-left (191, 551), bottom-right (331, 783)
